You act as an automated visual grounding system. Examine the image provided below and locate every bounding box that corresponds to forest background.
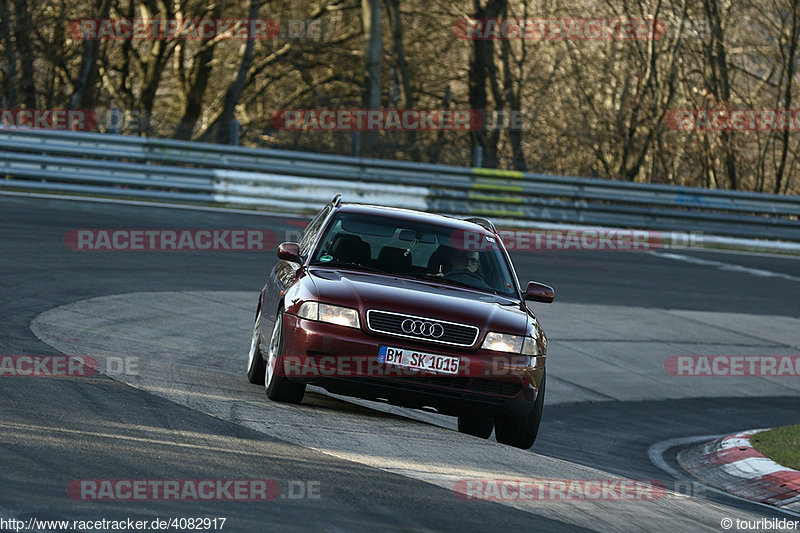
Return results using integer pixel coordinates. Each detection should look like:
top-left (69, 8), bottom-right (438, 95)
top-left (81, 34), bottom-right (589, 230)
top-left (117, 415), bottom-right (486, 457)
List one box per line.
top-left (1, 0), bottom-right (798, 194)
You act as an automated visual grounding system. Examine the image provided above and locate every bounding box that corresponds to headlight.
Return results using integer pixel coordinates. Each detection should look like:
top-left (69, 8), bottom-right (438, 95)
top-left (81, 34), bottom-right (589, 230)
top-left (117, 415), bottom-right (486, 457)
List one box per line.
top-left (482, 332), bottom-right (539, 355)
top-left (298, 302), bottom-right (360, 329)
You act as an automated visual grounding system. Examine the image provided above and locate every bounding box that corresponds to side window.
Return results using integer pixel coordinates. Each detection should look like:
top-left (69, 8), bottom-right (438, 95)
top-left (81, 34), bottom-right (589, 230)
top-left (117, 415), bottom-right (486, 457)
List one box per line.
top-left (298, 206), bottom-right (331, 256)
top-left (410, 242), bottom-right (438, 267)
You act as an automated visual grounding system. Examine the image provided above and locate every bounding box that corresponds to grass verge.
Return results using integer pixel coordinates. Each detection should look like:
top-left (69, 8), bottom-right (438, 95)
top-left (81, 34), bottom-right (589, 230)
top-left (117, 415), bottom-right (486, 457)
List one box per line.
top-left (751, 424), bottom-right (800, 471)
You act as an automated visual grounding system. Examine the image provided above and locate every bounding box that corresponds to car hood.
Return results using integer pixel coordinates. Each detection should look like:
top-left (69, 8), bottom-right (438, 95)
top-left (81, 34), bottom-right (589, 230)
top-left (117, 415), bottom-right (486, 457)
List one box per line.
top-left (306, 268), bottom-right (531, 335)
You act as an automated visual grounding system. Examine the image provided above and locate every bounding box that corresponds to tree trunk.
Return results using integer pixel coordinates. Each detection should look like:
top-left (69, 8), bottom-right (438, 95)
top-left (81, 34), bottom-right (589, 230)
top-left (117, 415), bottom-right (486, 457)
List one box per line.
top-left (137, 0), bottom-right (176, 124)
top-left (70, 0), bottom-right (112, 110)
top-left (774, 0), bottom-right (799, 193)
top-left (500, 36), bottom-right (525, 170)
top-left (362, 0), bottom-right (382, 147)
top-left (468, 0), bottom-right (505, 168)
top-left (385, 0), bottom-right (420, 160)
top-left (13, 0), bottom-right (36, 108)
top-left (214, 0), bottom-right (261, 144)
top-left (174, 3), bottom-right (221, 141)
top-left (703, 0), bottom-right (737, 189)
top-left (0, 0), bottom-right (18, 107)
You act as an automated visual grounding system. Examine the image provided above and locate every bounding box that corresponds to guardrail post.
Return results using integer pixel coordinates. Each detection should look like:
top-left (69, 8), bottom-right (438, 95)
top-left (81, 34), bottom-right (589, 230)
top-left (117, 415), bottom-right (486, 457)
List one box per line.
top-left (472, 145), bottom-right (483, 168)
top-left (108, 108), bottom-right (120, 134)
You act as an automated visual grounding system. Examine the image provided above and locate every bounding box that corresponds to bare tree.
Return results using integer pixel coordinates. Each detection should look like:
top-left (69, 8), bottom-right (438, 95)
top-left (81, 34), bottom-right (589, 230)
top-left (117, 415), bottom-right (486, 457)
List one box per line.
top-left (0, 0), bottom-right (19, 107)
top-left (773, 0), bottom-right (799, 193)
top-left (13, 0), bottom-right (36, 108)
top-left (384, 0), bottom-right (420, 159)
top-left (702, 0), bottom-right (738, 189)
top-left (173, 2), bottom-right (221, 139)
top-left (136, 0), bottom-right (179, 118)
top-left (468, 0), bottom-right (505, 168)
top-left (71, 0), bottom-right (113, 109)
top-left (8, 0), bottom-right (798, 194)
top-left (362, 0), bottom-right (382, 109)
top-left (362, 0), bottom-right (382, 148)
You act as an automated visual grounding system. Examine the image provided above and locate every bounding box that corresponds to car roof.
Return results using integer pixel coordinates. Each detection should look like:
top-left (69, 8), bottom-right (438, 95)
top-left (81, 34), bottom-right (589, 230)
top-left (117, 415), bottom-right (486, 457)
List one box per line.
top-left (334, 203), bottom-right (495, 235)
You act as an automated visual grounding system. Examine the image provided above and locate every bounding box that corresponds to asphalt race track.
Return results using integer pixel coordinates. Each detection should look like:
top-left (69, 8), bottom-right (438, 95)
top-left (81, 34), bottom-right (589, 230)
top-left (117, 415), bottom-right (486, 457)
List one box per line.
top-left (1, 193), bottom-right (799, 532)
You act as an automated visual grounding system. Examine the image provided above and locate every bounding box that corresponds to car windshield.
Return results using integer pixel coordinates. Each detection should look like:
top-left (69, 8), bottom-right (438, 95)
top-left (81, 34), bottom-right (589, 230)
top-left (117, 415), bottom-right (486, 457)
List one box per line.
top-left (310, 212), bottom-right (518, 297)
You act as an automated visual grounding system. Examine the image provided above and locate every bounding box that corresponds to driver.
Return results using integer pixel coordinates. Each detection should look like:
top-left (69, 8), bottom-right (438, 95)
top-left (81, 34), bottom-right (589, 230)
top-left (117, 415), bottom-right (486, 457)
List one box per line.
top-left (450, 250), bottom-right (480, 273)
top-left (444, 249), bottom-right (493, 291)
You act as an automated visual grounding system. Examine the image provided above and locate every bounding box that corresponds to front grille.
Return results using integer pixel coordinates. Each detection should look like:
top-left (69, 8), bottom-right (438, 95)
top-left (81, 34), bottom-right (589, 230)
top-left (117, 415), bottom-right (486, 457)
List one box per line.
top-left (366, 310), bottom-right (479, 347)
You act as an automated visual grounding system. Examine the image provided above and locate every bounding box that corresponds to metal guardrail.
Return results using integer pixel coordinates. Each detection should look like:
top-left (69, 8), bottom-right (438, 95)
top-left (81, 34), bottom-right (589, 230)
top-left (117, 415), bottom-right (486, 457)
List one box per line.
top-left (1, 128), bottom-right (798, 241)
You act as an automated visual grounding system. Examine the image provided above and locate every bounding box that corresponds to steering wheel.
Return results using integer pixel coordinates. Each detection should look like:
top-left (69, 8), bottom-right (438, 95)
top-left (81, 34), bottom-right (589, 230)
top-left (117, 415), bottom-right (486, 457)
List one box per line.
top-left (444, 269), bottom-right (494, 290)
top-left (444, 269), bottom-right (484, 281)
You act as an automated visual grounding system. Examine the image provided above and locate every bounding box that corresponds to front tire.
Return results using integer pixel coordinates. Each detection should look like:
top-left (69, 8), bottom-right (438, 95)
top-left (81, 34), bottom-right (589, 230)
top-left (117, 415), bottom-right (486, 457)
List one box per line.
top-left (246, 307), bottom-right (267, 385)
top-left (494, 372), bottom-right (546, 449)
top-left (265, 310), bottom-right (305, 404)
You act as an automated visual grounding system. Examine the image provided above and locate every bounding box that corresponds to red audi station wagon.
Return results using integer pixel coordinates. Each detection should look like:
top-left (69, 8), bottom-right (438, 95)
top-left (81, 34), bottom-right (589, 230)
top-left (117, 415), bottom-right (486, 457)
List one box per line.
top-left (247, 196), bottom-right (554, 449)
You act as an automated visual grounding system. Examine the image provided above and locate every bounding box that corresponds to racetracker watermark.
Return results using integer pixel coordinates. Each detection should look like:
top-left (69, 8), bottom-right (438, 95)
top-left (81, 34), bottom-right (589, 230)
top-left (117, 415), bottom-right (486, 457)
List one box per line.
top-left (449, 229), bottom-right (702, 252)
top-left (664, 355), bottom-right (800, 377)
top-left (0, 109), bottom-right (98, 130)
top-left (665, 109), bottom-right (800, 132)
top-left (94, 108), bottom-right (170, 133)
top-left (278, 354), bottom-right (544, 378)
top-left (67, 18), bottom-right (280, 40)
top-left (270, 109), bottom-right (484, 131)
top-left (64, 229), bottom-right (277, 251)
top-left (68, 479), bottom-right (320, 501)
top-left (453, 478), bottom-right (666, 501)
top-left (4, 518), bottom-right (229, 532)
top-left (0, 356), bottom-right (97, 377)
top-left (453, 18), bottom-right (665, 40)
top-left (0, 355), bottom-right (140, 377)
top-left (660, 17), bottom-right (714, 39)
top-left (274, 19), bottom-right (329, 40)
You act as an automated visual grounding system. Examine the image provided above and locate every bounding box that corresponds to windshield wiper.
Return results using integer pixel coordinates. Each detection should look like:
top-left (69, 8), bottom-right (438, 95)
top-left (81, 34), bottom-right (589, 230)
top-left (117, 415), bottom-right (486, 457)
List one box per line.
top-left (421, 274), bottom-right (480, 290)
top-left (422, 274), bottom-right (512, 297)
top-left (322, 261), bottom-right (384, 273)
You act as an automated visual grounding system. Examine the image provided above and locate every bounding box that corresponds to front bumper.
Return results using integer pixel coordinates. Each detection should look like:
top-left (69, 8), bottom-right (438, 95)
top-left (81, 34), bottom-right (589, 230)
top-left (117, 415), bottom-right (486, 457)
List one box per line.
top-left (280, 313), bottom-right (544, 417)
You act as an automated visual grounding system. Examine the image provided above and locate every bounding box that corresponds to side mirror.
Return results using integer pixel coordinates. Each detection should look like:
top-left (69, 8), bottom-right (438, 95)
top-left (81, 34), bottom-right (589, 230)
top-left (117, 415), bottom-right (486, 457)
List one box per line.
top-left (524, 281), bottom-right (554, 303)
top-left (277, 242), bottom-right (302, 264)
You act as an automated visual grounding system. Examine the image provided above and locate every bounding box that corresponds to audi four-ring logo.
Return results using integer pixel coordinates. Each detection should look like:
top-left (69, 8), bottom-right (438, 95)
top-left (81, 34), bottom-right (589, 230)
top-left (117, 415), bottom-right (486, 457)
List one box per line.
top-left (401, 319), bottom-right (445, 338)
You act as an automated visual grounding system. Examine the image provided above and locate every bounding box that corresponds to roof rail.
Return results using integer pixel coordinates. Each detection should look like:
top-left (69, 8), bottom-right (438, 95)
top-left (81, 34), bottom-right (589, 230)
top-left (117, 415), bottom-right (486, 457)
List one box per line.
top-left (465, 217), bottom-right (497, 233)
top-left (331, 194), bottom-right (342, 207)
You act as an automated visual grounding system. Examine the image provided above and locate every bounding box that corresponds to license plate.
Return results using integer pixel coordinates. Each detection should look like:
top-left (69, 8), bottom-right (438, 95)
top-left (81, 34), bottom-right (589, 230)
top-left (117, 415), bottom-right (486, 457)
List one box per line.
top-left (378, 345), bottom-right (460, 375)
